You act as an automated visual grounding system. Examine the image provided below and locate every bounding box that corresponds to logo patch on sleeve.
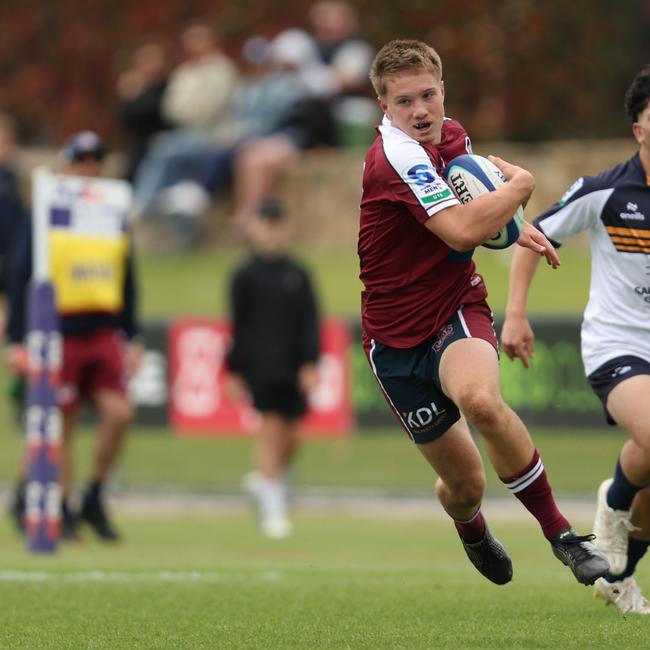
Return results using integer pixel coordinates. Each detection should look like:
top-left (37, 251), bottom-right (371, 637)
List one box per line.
top-left (558, 177), bottom-right (584, 206)
top-left (404, 164), bottom-right (452, 206)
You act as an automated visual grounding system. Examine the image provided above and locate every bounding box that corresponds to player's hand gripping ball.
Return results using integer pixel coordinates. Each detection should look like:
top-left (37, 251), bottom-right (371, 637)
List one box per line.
top-left (444, 154), bottom-right (524, 249)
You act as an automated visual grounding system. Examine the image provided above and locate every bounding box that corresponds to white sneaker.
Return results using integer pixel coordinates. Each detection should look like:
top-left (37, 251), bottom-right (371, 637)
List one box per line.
top-left (242, 471), bottom-right (263, 497)
top-left (594, 576), bottom-right (650, 614)
top-left (261, 515), bottom-right (292, 539)
top-left (592, 478), bottom-right (639, 574)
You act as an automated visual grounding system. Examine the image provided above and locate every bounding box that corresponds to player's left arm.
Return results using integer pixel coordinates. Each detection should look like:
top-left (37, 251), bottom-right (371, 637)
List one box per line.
top-left (516, 221), bottom-right (560, 269)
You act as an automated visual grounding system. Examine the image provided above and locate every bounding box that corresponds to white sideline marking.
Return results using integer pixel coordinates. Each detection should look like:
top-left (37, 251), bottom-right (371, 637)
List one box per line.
top-left (0, 570), bottom-right (285, 584)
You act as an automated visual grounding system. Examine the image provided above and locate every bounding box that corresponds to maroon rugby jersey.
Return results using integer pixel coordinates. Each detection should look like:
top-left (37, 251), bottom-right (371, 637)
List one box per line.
top-left (359, 116), bottom-right (488, 348)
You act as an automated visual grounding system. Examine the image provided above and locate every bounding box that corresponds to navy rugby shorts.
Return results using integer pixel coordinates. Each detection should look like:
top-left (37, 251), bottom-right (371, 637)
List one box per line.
top-left (363, 301), bottom-right (497, 444)
top-left (588, 355), bottom-right (650, 426)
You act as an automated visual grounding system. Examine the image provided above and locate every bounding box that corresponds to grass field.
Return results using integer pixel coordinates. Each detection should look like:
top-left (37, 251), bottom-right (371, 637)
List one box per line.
top-left (136, 238), bottom-right (592, 320)
top-left (3, 242), bottom-right (633, 648)
top-left (1, 512), bottom-right (647, 649)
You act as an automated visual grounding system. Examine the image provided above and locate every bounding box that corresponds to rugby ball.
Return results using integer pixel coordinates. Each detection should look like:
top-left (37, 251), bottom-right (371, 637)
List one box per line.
top-left (443, 154), bottom-right (525, 249)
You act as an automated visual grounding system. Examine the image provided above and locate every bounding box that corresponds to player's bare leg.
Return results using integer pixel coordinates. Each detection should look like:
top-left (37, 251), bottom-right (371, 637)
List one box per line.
top-left (417, 418), bottom-right (512, 584)
top-left (593, 377), bottom-right (650, 575)
top-left (439, 337), bottom-right (609, 584)
top-left (78, 389), bottom-right (133, 541)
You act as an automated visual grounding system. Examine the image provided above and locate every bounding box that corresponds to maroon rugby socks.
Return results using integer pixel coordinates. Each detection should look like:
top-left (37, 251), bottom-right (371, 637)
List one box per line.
top-left (500, 450), bottom-right (570, 540)
top-left (454, 509), bottom-right (487, 543)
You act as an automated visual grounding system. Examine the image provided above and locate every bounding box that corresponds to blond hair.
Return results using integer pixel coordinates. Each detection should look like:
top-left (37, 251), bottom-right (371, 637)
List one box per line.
top-left (370, 39), bottom-right (443, 97)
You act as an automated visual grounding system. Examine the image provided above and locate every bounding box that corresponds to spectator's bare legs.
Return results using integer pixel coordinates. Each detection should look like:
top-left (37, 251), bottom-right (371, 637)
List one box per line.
top-left (256, 413), bottom-right (300, 480)
top-left (73, 388), bottom-right (133, 541)
top-left (251, 412), bottom-right (300, 538)
top-left (92, 389), bottom-right (134, 483)
top-left (232, 136), bottom-right (299, 229)
top-left (439, 337), bottom-right (571, 540)
top-left (60, 407), bottom-right (79, 499)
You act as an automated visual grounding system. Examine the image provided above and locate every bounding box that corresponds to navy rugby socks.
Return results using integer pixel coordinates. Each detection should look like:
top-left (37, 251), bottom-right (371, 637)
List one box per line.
top-left (606, 458), bottom-right (643, 511)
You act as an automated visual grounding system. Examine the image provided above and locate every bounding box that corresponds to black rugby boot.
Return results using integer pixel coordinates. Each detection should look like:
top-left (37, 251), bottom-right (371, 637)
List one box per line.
top-left (550, 528), bottom-right (610, 585)
top-left (460, 525), bottom-right (513, 585)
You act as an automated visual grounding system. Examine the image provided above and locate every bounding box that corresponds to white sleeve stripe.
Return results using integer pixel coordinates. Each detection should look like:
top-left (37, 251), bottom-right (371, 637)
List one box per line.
top-left (426, 197), bottom-right (459, 217)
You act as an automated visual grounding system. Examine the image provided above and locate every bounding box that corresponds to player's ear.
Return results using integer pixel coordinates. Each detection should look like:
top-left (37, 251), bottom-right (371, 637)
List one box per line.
top-left (377, 95), bottom-right (389, 117)
top-left (632, 121), bottom-right (643, 145)
top-left (440, 79), bottom-right (445, 100)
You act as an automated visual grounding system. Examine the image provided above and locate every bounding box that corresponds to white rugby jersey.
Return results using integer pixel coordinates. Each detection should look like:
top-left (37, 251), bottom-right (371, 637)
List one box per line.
top-left (534, 153), bottom-right (650, 375)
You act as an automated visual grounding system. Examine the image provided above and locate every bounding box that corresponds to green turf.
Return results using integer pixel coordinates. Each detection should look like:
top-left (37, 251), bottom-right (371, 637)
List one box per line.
top-left (0, 513), bottom-right (646, 649)
top-left (136, 239), bottom-right (591, 319)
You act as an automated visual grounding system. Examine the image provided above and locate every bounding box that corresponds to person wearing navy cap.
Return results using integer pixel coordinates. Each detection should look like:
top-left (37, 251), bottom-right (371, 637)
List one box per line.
top-left (5, 130), bottom-right (143, 542)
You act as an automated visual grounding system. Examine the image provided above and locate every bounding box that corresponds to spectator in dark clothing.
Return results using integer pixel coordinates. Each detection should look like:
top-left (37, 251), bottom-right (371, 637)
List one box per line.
top-left (226, 198), bottom-right (320, 539)
top-left (0, 113), bottom-right (26, 334)
top-left (116, 43), bottom-right (171, 183)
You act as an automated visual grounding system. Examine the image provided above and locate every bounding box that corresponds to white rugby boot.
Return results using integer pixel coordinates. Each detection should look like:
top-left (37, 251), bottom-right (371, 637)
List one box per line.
top-left (594, 576), bottom-right (650, 614)
top-left (592, 478), bottom-right (639, 575)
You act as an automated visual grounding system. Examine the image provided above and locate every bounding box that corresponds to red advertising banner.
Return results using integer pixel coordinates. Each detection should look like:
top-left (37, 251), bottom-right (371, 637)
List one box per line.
top-left (169, 318), bottom-right (353, 437)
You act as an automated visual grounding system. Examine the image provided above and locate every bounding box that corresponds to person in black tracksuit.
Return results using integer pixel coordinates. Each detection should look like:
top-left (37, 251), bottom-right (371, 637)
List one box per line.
top-left (227, 198), bottom-right (319, 538)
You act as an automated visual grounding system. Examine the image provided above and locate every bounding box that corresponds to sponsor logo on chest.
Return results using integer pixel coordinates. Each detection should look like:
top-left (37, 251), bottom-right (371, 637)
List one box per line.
top-left (620, 202), bottom-right (646, 221)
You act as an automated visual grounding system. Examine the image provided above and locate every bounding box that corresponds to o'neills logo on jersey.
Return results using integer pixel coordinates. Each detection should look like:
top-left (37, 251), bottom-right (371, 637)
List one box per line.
top-left (620, 202), bottom-right (645, 221)
top-left (402, 401), bottom-right (446, 431)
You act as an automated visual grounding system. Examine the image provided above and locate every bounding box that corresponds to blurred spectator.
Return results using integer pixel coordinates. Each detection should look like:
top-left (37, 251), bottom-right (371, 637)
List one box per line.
top-left (159, 29), bottom-right (337, 234)
top-left (230, 29), bottom-right (337, 228)
top-left (226, 198), bottom-right (320, 539)
top-left (0, 113), bottom-right (26, 336)
top-left (308, 0), bottom-right (378, 146)
top-left (116, 43), bottom-right (171, 183)
top-left (132, 21), bottom-right (238, 240)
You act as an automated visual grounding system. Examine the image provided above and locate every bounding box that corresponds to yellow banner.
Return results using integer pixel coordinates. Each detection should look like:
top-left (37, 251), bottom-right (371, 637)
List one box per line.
top-left (50, 231), bottom-right (127, 313)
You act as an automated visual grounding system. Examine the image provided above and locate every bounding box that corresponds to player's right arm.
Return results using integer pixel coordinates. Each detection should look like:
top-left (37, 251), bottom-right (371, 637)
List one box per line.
top-left (501, 246), bottom-right (542, 368)
top-left (426, 156), bottom-right (535, 250)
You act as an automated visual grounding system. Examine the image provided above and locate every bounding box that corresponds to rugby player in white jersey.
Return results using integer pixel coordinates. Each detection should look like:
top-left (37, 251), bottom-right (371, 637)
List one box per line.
top-left (502, 64), bottom-right (650, 614)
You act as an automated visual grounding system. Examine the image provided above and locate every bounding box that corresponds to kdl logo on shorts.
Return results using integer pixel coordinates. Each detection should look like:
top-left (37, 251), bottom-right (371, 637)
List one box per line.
top-left (403, 401), bottom-right (446, 430)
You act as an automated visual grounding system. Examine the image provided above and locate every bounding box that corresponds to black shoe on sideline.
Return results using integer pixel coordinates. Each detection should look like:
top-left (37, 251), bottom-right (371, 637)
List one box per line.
top-left (79, 496), bottom-right (120, 541)
top-left (61, 501), bottom-right (80, 542)
top-left (9, 480), bottom-right (26, 534)
top-left (461, 526), bottom-right (513, 585)
top-left (550, 529), bottom-right (610, 585)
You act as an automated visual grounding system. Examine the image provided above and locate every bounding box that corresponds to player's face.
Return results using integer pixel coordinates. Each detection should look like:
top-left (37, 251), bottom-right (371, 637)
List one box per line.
top-left (378, 69), bottom-right (445, 144)
top-left (64, 154), bottom-right (103, 178)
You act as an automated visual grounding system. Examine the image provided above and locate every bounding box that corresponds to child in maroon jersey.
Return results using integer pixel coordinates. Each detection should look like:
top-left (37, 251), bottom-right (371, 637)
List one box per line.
top-left (358, 38), bottom-right (608, 585)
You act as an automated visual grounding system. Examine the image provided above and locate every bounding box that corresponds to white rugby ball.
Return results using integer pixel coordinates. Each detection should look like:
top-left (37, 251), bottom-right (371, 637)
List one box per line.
top-left (443, 154), bottom-right (525, 249)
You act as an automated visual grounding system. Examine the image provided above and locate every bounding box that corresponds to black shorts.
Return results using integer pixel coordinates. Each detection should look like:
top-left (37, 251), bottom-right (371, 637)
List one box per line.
top-left (248, 379), bottom-right (307, 419)
top-left (587, 355), bottom-right (650, 426)
top-left (363, 302), bottom-right (498, 444)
